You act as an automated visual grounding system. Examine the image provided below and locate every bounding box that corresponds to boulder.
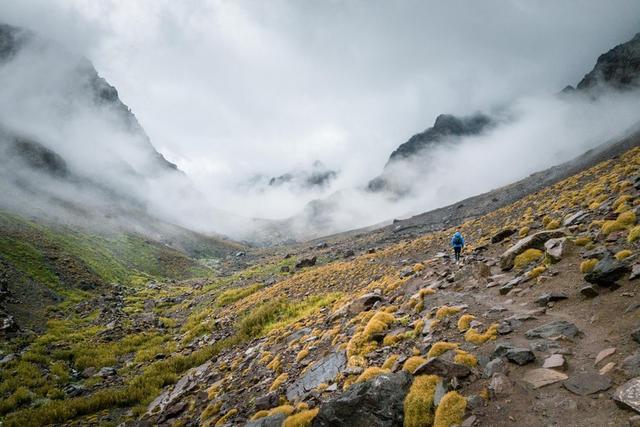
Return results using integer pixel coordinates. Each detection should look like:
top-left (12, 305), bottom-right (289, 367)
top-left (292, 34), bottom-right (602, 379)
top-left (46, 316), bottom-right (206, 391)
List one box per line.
top-left (525, 320), bottom-right (580, 340)
top-left (563, 373), bottom-right (612, 396)
top-left (296, 256), bottom-right (317, 269)
top-left (412, 357), bottom-right (471, 379)
top-left (584, 256), bottom-right (631, 286)
top-left (312, 372), bottom-right (412, 427)
top-left (254, 391), bottom-right (280, 411)
top-left (505, 348), bottom-right (536, 365)
top-left (483, 358), bottom-right (507, 378)
top-left (287, 352), bottom-right (347, 401)
top-left (631, 264), bottom-right (640, 281)
top-left (581, 246), bottom-right (610, 260)
top-left (349, 293), bottom-right (383, 314)
top-left (613, 378), bottom-right (640, 414)
top-left (499, 230), bottom-right (567, 270)
top-left (544, 238), bottom-right (574, 262)
top-left (491, 343), bottom-right (515, 359)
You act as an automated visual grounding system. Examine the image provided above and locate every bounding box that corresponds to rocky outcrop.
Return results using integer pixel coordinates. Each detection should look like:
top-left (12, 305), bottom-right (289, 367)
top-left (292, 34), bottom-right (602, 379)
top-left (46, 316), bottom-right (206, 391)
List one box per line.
top-left (312, 372), bottom-right (412, 427)
top-left (499, 230), bottom-right (567, 270)
top-left (576, 33), bottom-right (640, 92)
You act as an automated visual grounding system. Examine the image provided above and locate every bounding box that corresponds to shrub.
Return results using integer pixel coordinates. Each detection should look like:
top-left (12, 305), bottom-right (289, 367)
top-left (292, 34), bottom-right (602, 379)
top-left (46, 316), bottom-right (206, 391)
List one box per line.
top-left (453, 350), bottom-right (477, 367)
top-left (295, 349), bottom-right (309, 362)
top-left (355, 367), bottom-right (390, 383)
top-left (427, 342), bottom-right (458, 358)
top-left (528, 266), bottom-right (546, 279)
top-left (513, 249), bottom-right (544, 270)
top-left (403, 375), bottom-right (439, 427)
top-left (545, 219), bottom-right (561, 230)
top-left (433, 391), bottom-right (467, 427)
top-left (574, 236), bottom-right (591, 246)
top-left (215, 284), bottom-right (262, 307)
top-left (402, 356), bottom-right (427, 373)
top-left (615, 250), bottom-right (633, 261)
top-left (283, 408), bottom-right (319, 427)
top-left (464, 324), bottom-right (498, 344)
top-left (215, 408), bottom-right (238, 426)
top-left (381, 355), bottom-right (399, 370)
top-left (435, 306), bottom-right (462, 320)
top-left (519, 226), bottom-right (530, 238)
top-left (457, 314), bottom-right (475, 332)
top-left (269, 373), bottom-right (289, 392)
top-left (629, 226), bottom-right (640, 243)
top-left (580, 259), bottom-right (598, 274)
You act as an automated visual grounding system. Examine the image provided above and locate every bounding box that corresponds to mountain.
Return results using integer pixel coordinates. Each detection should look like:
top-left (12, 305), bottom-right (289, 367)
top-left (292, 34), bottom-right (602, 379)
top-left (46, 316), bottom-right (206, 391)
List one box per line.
top-left (575, 32), bottom-right (640, 91)
top-left (368, 113), bottom-right (494, 193)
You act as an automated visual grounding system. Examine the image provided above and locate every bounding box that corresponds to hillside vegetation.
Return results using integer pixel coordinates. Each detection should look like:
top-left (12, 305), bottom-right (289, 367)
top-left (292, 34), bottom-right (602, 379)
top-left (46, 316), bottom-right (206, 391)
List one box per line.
top-left (1, 144), bottom-right (640, 426)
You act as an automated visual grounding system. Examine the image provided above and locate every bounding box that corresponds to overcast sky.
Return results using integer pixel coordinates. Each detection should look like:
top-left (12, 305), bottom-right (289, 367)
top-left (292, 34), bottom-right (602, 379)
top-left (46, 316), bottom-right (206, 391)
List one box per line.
top-left (2, 0), bottom-right (640, 220)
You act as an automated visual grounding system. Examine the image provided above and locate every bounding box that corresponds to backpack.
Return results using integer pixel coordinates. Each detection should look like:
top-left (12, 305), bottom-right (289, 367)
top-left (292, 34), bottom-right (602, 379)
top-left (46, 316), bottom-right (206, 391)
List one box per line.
top-left (452, 234), bottom-right (463, 246)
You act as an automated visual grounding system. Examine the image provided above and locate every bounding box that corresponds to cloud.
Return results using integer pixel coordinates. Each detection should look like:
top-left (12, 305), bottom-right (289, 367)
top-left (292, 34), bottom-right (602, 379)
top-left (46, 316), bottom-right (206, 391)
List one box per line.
top-left (0, 1), bottom-right (640, 242)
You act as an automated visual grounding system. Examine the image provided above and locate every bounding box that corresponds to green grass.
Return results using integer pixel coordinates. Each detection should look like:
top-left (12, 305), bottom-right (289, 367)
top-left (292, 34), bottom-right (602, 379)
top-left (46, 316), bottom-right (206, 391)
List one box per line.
top-left (237, 293), bottom-right (341, 339)
top-left (215, 283), bottom-right (263, 307)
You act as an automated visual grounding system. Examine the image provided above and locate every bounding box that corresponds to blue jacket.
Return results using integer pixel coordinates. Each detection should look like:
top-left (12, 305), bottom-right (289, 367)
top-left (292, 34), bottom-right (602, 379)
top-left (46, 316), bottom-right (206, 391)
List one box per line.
top-left (451, 232), bottom-right (465, 248)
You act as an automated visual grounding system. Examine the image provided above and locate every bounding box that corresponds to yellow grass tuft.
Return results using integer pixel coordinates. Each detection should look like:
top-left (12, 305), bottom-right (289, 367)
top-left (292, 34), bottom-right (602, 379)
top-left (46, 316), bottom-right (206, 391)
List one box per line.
top-left (433, 391), bottom-right (467, 427)
top-left (403, 375), bottom-right (440, 427)
top-left (402, 356), bottom-right (427, 373)
top-left (464, 324), bottom-right (498, 345)
top-left (435, 306), bottom-right (462, 320)
top-left (580, 259), bottom-right (598, 274)
top-left (457, 314), bottom-right (475, 332)
top-left (427, 342), bottom-right (459, 358)
top-left (513, 249), bottom-right (544, 270)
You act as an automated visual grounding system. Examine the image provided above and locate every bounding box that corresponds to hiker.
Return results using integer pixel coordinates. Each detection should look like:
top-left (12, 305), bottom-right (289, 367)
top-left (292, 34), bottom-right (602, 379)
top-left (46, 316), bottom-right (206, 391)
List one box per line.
top-left (451, 231), bottom-right (465, 262)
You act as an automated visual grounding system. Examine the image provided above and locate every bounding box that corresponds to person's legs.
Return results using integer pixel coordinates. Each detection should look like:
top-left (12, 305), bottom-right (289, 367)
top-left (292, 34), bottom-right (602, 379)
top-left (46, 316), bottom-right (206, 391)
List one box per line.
top-left (454, 247), bottom-right (461, 261)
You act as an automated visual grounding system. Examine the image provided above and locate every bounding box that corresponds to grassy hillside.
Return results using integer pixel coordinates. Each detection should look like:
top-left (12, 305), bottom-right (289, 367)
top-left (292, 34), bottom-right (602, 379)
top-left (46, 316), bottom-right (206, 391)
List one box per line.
top-left (1, 145), bottom-right (639, 426)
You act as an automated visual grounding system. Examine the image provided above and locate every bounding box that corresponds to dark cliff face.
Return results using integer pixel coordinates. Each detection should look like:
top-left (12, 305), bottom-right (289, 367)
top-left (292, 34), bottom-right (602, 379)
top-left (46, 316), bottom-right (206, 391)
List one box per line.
top-left (575, 32), bottom-right (640, 91)
top-left (0, 23), bottom-right (178, 175)
top-left (387, 113), bottom-right (493, 164)
top-left (367, 113), bottom-right (493, 193)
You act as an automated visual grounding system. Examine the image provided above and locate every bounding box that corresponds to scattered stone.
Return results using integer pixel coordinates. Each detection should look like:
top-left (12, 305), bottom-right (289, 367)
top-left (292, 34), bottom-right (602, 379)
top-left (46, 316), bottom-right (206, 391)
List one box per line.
top-left (544, 238), bottom-right (574, 262)
top-left (499, 277), bottom-right (523, 295)
top-left (585, 256), bottom-right (631, 287)
top-left (349, 293), bottom-right (383, 314)
top-left (313, 372), bottom-right (412, 427)
top-left (254, 392), bottom-right (279, 410)
top-left (287, 351), bottom-right (347, 401)
top-left (505, 348), bottom-right (536, 365)
top-left (580, 284), bottom-right (599, 298)
top-left (522, 368), bottom-right (568, 389)
top-left (630, 415), bottom-right (640, 427)
top-left (613, 378), bottom-right (640, 414)
top-left (631, 265), bottom-right (640, 281)
top-left (489, 373), bottom-right (512, 398)
top-left (461, 415), bottom-right (478, 427)
top-left (296, 256), bottom-right (317, 269)
top-left (582, 246), bottom-right (610, 260)
top-left (399, 266), bottom-right (414, 278)
top-left (525, 320), bottom-right (580, 340)
top-left (623, 352), bottom-right (640, 377)
top-left (412, 357), bottom-right (471, 379)
top-left (599, 362), bottom-right (616, 375)
top-left (497, 321), bottom-right (514, 335)
top-left (96, 367), bottom-right (117, 377)
top-left (535, 292), bottom-right (568, 306)
top-left (499, 230), bottom-right (566, 270)
top-left (626, 303), bottom-right (640, 314)
top-left (563, 373), bottom-right (612, 396)
top-left (491, 343), bottom-right (515, 359)
top-left (484, 358), bottom-right (507, 378)
top-left (542, 354), bottom-right (566, 370)
top-left (632, 328), bottom-right (640, 344)
top-left (595, 347), bottom-right (616, 365)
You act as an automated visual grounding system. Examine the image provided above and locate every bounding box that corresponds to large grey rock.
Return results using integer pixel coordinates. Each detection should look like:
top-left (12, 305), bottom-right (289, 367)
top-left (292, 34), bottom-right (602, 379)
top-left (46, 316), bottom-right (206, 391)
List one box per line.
top-left (287, 351), bottom-right (347, 401)
top-left (544, 238), bottom-right (574, 262)
top-left (412, 357), bottom-right (471, 379)
top-left (491, 343), bottom-right (515, 359)
top-left (313, 372), bottom-right (412, 427)
top-left (246, 413), bottom-right (287, 427)
top-left (499, 230), bottom-right (566, 270)
top-left (254, 391), bottom-right (280, 411)
top-left (349, 293), bottom-right (383, 314)
top-left (563, 373), bottom-right (612, 396)
top-left (623, 352), bottom-right (640, 377)
top-left (525, 320), bottom-right (580, 339)
top-left (563, 211), bottom-right (588, 227)
top-left (505, 348), bottom-right (536, 365)
top-left (146, 361), bottom-right (211, 414)
top-left (585, 256), bottom-right (631, 286)
top-left (491, 228), bottom-right (516, 244)
top-left (534, 292), bottom-right (568, 306)
top-left (613, 378), bottom-right (640, 414)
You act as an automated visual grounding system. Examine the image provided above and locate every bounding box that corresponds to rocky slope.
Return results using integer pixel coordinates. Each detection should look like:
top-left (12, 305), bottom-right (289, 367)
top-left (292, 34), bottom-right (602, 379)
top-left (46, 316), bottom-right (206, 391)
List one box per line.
top-left (2, 140), bottom-right (640, 426)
